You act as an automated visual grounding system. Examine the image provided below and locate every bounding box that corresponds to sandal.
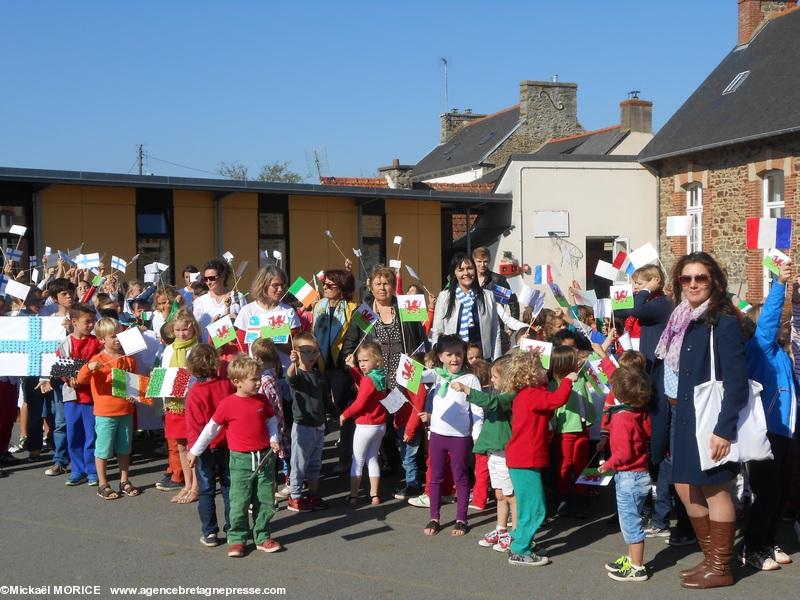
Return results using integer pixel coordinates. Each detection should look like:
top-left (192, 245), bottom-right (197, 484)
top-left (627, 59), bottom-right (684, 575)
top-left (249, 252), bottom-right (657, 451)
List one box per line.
top-left (119, 480), bottom-right (140, 497)
top-left (370, 495), bottom-right (381, 505)
top-left (423, 520), bottom-right (441, 536)
top-left (97, 485), bottom-right (120, 500)
top-left (451, 520), bottom-right (469, 536)
top-left (177, 489), bottom-right (198, 504)
top-left (346, 495), bottom-right (360, 506)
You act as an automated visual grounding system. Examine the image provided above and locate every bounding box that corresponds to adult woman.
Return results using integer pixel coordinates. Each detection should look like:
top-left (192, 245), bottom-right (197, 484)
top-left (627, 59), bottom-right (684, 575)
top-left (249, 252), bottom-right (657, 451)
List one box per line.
top-left (654, 252), bottom-right (747, 589)
top-left (192, 258), bottom-right (244, 332)
top-left (432, 254), bottom-right (501, 361)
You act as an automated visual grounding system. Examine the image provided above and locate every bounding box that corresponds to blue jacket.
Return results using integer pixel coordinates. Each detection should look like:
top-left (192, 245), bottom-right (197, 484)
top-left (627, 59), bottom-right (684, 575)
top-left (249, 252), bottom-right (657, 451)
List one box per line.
top-left (746, 281), bottom-right (797, 439)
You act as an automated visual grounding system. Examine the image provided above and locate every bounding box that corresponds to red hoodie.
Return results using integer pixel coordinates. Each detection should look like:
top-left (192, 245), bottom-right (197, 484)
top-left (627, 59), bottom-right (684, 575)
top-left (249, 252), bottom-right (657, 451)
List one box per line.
top-left (604, 406), bottom-right (651, 472)
top-left (342, 367), bottom-right (388, 425)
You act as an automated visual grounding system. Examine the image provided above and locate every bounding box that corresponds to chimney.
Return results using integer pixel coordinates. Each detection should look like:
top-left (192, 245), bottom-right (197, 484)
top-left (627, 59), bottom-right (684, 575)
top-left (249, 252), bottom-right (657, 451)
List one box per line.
top-left (440, 108), bottom-right (486, 144)
top-left (738, 0), bottom-right (796, 45)
top-left (378, 158), bottom-right (414, 189)
top-left (620, 92), bottom-right (652, 133)
top-left (518, 80), bottom-right (582, 149)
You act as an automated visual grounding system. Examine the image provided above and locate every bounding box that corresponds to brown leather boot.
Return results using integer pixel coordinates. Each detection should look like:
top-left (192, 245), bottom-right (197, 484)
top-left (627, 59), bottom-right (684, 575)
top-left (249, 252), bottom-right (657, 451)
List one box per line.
top-left (680, 520), bottom-right (735, 589)
top-left (680, 515), bottom-right (711, 578)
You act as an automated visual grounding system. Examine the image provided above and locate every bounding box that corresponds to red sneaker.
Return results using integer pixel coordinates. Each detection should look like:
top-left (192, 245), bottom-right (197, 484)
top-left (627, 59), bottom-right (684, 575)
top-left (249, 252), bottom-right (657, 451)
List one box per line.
top-left (257, 539), bottom-right (283, 553)
top-left (308, 495), bottom-right (329, 510)
top-left (286, 497), bottom-right (311, 512)
top-left (227, 543), bottom-right (245, 558)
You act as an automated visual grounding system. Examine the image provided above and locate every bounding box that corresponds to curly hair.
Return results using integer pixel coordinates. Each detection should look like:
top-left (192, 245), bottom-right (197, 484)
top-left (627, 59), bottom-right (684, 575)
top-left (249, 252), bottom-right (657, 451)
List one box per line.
top-left (203, 258), bottom-right (232, 286)
top-left (507, 351), bottom-right (548, 392)
top-left (670, 252), bottom-right (736, 323)
top-left (186, 344), bottom-right (220, 378)
top-left (324, 269), bottom-right (356, 301)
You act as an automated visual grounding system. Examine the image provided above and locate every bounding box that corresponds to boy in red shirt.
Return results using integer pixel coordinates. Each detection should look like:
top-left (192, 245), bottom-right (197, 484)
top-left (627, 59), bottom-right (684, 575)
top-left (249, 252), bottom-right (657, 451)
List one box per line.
top-left (599, 366), bottom-right (653, 582)
top-left (188, 354), bottom-right (281, 558)
top-left (185, 344), bottom-right (235, 548)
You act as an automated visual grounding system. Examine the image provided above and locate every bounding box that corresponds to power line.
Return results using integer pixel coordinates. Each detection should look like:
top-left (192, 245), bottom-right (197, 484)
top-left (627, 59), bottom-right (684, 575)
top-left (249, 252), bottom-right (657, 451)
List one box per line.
top-left (143, 152), bottom-right (219, 177)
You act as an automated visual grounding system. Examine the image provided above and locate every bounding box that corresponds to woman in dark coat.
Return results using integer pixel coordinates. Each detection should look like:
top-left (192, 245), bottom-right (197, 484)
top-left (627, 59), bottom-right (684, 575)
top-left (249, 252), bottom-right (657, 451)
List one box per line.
top-left (654, 252), bottom-right (747, 589)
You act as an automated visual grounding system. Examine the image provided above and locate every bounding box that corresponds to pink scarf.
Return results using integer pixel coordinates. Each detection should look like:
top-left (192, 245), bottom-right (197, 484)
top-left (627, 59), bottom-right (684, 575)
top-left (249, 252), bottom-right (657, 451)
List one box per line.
top-left (654, 298), bottom-right (710, 371)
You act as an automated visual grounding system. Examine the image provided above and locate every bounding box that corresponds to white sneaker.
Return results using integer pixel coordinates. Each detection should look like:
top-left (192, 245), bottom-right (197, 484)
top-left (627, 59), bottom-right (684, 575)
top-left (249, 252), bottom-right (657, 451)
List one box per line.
top-left (742, 545), bottom-right (781, 571)
top-left (274, 485), bottom-right (290, 501)
top-left (771, 545), bottom-right (792, 565)
top-left (408, 493), bottom-right (430, 508)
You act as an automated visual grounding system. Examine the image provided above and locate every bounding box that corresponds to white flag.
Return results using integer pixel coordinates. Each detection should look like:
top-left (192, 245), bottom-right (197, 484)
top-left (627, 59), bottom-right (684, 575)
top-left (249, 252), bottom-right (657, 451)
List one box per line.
top-left (393, 235), bottom-right (403, 245)
top-left (380, 388), bottom-right (410, 414)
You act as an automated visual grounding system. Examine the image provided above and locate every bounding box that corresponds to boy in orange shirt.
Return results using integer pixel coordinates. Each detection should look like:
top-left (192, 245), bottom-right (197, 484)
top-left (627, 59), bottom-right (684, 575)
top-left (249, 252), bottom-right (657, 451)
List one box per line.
top-left (76, 318), bottom-right (139, 500)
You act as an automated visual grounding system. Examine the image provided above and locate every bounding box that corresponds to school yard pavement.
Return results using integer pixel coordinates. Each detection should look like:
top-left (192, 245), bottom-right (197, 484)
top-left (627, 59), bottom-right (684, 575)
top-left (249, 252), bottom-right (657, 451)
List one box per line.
top-left (2, 431), bottom-right (799, 600)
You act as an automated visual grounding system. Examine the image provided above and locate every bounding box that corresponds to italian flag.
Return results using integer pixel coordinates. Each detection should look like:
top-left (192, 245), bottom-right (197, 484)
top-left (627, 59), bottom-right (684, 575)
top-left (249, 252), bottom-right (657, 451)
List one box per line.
top-left (288, 276), bottom-right (318, 308)
top-left (146, 367), bottom-right (192, 399)
top-left (206, 316), bottom-right (237, 348)
top-left (111, 369), bottom-right (151, 405)
top-left (351, 303), bottom-right (378, 333)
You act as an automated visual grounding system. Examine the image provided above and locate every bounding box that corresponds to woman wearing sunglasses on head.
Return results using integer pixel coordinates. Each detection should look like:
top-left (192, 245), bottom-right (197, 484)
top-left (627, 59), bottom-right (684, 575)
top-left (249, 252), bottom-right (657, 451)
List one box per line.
top-left (192, 258), bottom-right (246, 332)
top-left (654, 251), bottom-right (748, 589)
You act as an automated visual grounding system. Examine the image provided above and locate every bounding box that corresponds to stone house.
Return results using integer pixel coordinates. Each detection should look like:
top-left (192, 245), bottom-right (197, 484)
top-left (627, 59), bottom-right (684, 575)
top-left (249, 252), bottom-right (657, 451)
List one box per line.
top-left (639, 0), bottom-right (800, 303)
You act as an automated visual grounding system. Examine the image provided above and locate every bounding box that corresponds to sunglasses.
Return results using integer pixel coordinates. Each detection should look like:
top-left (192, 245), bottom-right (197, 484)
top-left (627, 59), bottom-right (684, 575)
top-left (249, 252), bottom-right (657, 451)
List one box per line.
top-left (322, 281), bottom-right (338, 289)
top-left (678, 273), bottom-right (711, 286)
top-left (202, 276), bottom-right (218, 282)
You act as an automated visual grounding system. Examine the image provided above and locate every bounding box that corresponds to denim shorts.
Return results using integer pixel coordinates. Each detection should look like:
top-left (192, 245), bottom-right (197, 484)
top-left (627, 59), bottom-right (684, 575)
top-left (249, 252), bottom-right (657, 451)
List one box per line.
top-left (614, 470), bottom-right (652, 544)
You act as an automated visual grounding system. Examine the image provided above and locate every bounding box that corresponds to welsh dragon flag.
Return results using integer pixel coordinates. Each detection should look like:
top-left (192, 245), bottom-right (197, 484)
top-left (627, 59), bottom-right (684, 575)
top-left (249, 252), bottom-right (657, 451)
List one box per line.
top-left (111, 369), bottom-right (151, 405)
top-left (351, 303), bottom-right (378, 334)
top-left (206, 316), bottom-right (236, 348)
top-left (395, 353), bottom-right (424, 394)
top-left (397, 294), bottom-right (427, 322)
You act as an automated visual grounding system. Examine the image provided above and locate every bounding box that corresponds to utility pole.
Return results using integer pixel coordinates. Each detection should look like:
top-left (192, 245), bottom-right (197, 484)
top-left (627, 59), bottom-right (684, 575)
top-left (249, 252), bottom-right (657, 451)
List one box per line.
top-left (137, 144), bottom-right (143, 175)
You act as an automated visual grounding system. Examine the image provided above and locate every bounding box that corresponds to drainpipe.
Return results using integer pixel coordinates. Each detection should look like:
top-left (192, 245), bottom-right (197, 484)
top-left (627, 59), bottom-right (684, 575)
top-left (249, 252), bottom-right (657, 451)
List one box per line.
top-left (33, 185), bottom-right (49, 258)
top-left (466, 206), bottom-right (471, 256)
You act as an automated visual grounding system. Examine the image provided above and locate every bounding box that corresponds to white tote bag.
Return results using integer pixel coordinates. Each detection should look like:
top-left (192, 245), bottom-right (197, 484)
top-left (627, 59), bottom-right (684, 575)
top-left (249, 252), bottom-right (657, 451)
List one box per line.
top-left (693, 328), bottom-right (773, 471)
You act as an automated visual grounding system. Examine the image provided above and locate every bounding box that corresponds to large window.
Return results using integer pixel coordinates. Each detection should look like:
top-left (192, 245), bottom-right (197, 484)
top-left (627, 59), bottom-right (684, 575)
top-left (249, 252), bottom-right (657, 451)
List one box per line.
top-left (763, 170), bottom-right (785, 296)
top-left (360, 200), bottom-right (386, 270)
top-left (686, 184), bottom-right (703, 253)
top-left (258, 194), bottom-right (289, 272)
top-left (136, 189), bottom-right (173, 282)
top-left (0, 184), bottom-right (33, 270)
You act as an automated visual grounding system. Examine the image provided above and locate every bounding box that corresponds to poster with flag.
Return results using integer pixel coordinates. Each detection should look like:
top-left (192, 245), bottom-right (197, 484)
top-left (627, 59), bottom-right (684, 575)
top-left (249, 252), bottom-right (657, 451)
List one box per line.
top-left (260, 313), bottom-right (291, 344)
top-left (763, 248), bottom-right (791, 275)
top-left (395, 354), bottom-right (424, 393)
top-left (0, 316), bottom-right (65, 377)
top-left (747, 217), bottom-right (792, 249)
top-left (520, 338), bottom-right (553, 368)
top-left (111, 369), bottom-right (151, 404)
top-left (288, 276), bottom-right (318, 308)
top-left (491, 283), bottom-right (512, 305)
top-left (397, 294), bottom-right (427, 322)
top-left (532, 264), bottom-right (552, 285)
top-left (351, 303), bottom-right (379, 334)
top-left (612, 251), bottom-right (635, 276)
top-left (610, 284), bottom-right (634, 310)
top-left (207, 316), bottom-right (237, 348)
top-left (145, 367), bottom-right (192, 398)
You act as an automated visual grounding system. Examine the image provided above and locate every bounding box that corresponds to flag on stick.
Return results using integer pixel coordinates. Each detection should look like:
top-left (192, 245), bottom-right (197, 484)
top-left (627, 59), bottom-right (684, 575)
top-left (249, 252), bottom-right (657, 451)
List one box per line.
top-left (288, 277), bottom-right (318, 308)
top-left (395, 354), bottom-right (424, 393)
top-left (111, 369), bottom-right (151, 404)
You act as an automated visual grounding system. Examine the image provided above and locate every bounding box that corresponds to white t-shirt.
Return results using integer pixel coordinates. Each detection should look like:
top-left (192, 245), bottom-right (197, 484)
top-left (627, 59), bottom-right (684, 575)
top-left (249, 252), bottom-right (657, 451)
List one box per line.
top-left (424, 371), bottom-right (484, 440)
top-left (234, 301), bottom-right (300, 332)
top-left (193, 291), bottom-right (244, 333)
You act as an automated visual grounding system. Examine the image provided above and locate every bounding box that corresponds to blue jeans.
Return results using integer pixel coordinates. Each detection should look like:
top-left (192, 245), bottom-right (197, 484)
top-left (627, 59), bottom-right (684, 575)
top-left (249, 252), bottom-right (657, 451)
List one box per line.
top-left (195, 448), bottom-right (231, 537)
top-left (615, 471), bottom-right (652, 544)
top-left (395, 427), bottom-right (421, 490)
top-left (64, 402), bottom-right (96, 480)
top-left (44, 380), bottom-right (68, 466)
top-left (289, 423), bottom-right (325, 498)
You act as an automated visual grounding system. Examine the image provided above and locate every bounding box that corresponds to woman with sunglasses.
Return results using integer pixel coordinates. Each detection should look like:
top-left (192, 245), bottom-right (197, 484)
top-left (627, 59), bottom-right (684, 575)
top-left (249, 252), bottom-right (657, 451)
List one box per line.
top-left (654, 252), bottom-right (748, 589)
top-left (192, 258), bottom-right (244, 333)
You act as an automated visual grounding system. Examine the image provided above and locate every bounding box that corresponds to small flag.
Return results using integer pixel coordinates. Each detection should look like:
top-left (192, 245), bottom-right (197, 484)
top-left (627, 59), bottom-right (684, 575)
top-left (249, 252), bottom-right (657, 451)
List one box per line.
top-left (91, 274), bottom-right (104, 287)
top-left (0, 275), bottom-right (7, 296)
top-left (272, 250), bottom-right (282, 260)
top-left (628, 243), bottom-right (660, 269)
top-left (288, 276), bottom-right (318, 308)
top-left (612, 251), bottom-right (635, 276)
top-left (353, 248), bottom-right (362, 257)
top-left (234, 260), bottom-right (249, 278)
top-left (244, 315), bottom-right (262, 344)
top-left (4, 247), bottom-right (23, 263)
top-left (618, 332), bottom-right (633, 351)
top-left (75, 252), bottom-right (100, 270)
top-left (492, 284), bottom-right (512, 305)
top-left (165, 299), bottom-right (181, 323)
top-left (140, 311), bottom-right (153, 321)
top-left (666, 215), bottom-right (693, 237)
top-left (532, 264), bottom-right (552, 285)
top-left (393, 235), bottom-right (403, 245)
top-left (395, 354), bottom-right (424, 393)
top-left (207, 316), bottom-right (237, 348)
top-left (144, 262), bottom-right (168, 274)
top-left (111, 255), bottom-right (127, 273)
top-left (188, 272), bottom-right (201, 283)
top-left (9, 225), bottom-right (26, 236)
top-left (29, 256), bottom-right (37, 268)
top-left (111, 369), bottom-right (151, 404)
top-left (261, 314), bottom-right (291, 344)
top-left (518, 286), bottom-right (546, 319)
top-left (315, 270), bottom-right (325, 282)
top-left (405, 264), bottom-right (421, 281)
top-left (117, 327), bottom-right (148, 356)
top-left (520, 339), bottom-right (553, 368)
top-left (380, 388), bottom-right (410, 414)
top-left (548, 282), bottom-right (570, 308)
top-left (58, 250), bottom-right (75, 266)
top-left (222, 251), bottom-right (234, 263)
top-left (763, 248), bottom-right (791, 275)
top-left (145, 367), bottom-right (192, 399)
top-left (594, 260), bottom-right (619, 281)
top-left (610, 284), bottom-right (634, 310)
top-left (397, 294), bottom-right (427, 322)
top-left (6, 279), bottom-right (31, 301)
top-left (746, 217), bottom-right (792, 250)
top-left (389, 259), bottom-right (402, 269)
top-left (31, 268), bottom-right (39, 285)
top-left (573, 288), bottom-right (598, 307)
top-left (324, 230), bottom-right (333, 239)
top-left (737, 299), bottom-right (753, 314)
top-left (351, 303), bottom-right (379, 334)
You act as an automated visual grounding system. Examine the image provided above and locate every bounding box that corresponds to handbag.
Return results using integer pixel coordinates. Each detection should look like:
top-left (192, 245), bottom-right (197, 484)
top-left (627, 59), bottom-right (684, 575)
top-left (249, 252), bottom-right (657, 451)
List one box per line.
top-left (693, 327), bottom-right (773, 471)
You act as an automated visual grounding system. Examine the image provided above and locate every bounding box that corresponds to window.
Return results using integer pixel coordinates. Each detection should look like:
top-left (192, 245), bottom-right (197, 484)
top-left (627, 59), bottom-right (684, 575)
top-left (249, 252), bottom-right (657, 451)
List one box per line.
top-left (361, 213), bottom-right (385, 270)
top-left (258, 194), bottom-right (289, 272)
top-left (0, 183), bottom-right (33, 269)
top-left (136, 189), bottom-right (173, 282)
top-left (686, 184), bottom-right (703, 253)
top-left (722, 71), bottom-right (750, 95)
top-left (762, 170), bottom-right (785, 296)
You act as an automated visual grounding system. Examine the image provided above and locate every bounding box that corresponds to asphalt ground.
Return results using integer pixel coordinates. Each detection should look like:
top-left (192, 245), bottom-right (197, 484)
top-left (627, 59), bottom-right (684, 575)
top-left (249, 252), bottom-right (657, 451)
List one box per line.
top-left (1, 428), bottom-right (799, 600)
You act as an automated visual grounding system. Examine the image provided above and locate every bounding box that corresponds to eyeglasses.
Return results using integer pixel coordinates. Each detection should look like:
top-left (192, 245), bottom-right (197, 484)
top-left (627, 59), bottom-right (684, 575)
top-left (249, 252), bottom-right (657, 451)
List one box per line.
top-left (202, 276), bottom-right (218, 282)
top-left (322, 281), bottom-right (338, 289)
top-left (678, 273), bottom-right (711, 286)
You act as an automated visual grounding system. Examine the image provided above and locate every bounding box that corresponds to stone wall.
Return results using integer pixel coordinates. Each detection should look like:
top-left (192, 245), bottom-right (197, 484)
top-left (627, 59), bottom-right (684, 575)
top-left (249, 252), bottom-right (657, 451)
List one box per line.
top-left (656, 134), bottom-right (800, 304)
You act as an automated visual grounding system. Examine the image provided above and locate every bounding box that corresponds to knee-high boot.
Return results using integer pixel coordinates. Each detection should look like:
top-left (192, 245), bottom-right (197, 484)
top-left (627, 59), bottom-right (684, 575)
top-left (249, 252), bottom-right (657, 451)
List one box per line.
top-left (681, 520), bottom-right (735, 589)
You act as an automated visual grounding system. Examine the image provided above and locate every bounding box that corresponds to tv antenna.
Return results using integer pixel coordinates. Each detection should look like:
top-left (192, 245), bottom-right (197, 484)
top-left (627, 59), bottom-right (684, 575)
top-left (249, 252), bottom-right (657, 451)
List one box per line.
top-left (305, 148), bottom-right (330, 181)
top-left (440, 57), bottom-right (449, 111)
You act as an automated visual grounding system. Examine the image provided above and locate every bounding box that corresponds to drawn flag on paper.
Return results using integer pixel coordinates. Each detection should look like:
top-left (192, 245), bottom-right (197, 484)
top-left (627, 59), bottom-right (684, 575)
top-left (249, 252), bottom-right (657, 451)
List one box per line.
top-left (260, 314), bottom-right (291, 344)
top-left (763, 248), bottom-right (791, 275)
top-left (610, 284), bottom-right (634, 311)
top-left (111, 369), bottom-right (150, 404)
top-left (0, 316), bottom-right (64, 377)
top-left (747, 217), bottom-right (792, 249)
top-left (351, 303), bottom-right (379, 334)
top-left (145, 367), bottom-right (192, 399)
top-left (594, 260), bottom-right (619, 281)
top-left (395, 354), bottom-right (424, 393)
top-left (389, 259), bottom-right (402, 269)
top-left (575, 466), bottom-right (614, 487)
top-left (393, 235), bottom-right (403, 245)
top-left (548, 282), bottom-right (570, 308)
top-left (288, 276), bottom-right (318, 308)
top-left (353, 248), bottom-right (362, 257)
top-left (520, 338), bottom-right (553, 368)
top-left (380, 388), bottom-right (410, 414)
top-left (612, 251), bottom-right (635, 276)
top-left (532, 264), bottom-right (552, 285)
top-left (222, 251), bottom-right (234, 263)
top-left (207, 316), bottom-right (237, 349)
top-left (492, 284), bottom-right (512, 305)
top-left (244, 315), bottom-right (262, 344)
top-left (397, 294), bottom-right (427, 322)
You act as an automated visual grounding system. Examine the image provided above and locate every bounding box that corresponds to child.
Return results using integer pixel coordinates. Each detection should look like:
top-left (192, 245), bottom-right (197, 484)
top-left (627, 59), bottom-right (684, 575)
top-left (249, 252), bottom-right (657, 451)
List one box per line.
top-left (342, 341), bottom-right (388, 505)
top-left (467, 358), bottom-right (492, 511)
top-left (185, 344), bottom-right (235, 547)
top-left (286, 332), bottom-right (329, 512)
top-left (503, 350), bottom-right (575, 566)
top-left (188, 354), bottom-right (282, 557)
top-left (549, 345), bottom-right (596, 517)
top-left (452, 355), bottom-right (516, 552)
top-left (466, 343), bottom-right (483, 366)
top-left (76, 318), bottom-right (140, 500)
top-left (159, 309), bottom-right (200, 504)
top-left (599, 366), bottom-right (653, 582)
top-left (61, 304), bottom-right (103, 486)
top-left (417, 334), bottom-right (483, 537)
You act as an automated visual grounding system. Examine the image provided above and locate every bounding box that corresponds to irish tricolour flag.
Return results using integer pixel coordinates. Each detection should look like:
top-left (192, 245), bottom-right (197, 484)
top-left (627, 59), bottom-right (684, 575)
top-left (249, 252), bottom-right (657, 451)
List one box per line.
top-left (111, 369), bottom-right (151, 405)
top-left (746, 217), bottom-right (792, 249)
top-left (288, 277), bottom-right (319, 308)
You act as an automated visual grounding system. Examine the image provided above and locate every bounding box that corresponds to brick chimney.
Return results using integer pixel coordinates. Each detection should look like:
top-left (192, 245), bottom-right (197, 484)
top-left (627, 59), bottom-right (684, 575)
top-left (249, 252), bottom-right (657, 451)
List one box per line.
top-left (518, 79), bottom-right (582, 150)
top-left (378, 158), bottom-right (414, 189)
top-left (620, 95), bottom-right (652, 133)
top-left (440, 108), bottom-right (486, 144)
top-left (738, 0), bottom-right (796, 45)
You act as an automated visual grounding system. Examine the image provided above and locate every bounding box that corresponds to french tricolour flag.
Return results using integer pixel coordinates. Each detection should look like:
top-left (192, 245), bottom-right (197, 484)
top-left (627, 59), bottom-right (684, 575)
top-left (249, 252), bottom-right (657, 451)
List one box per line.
top-left (532, 264), bottom-right (552, 285)
top-left (612, 251), bottom-right (635, 276)
top-left (746, 217), bottom-right (792, 249)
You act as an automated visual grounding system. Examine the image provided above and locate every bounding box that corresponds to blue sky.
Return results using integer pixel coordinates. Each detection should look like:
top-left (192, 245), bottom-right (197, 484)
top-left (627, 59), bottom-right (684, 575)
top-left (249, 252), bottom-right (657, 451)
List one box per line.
top-left (1, 0), bottom-right (738, 180)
